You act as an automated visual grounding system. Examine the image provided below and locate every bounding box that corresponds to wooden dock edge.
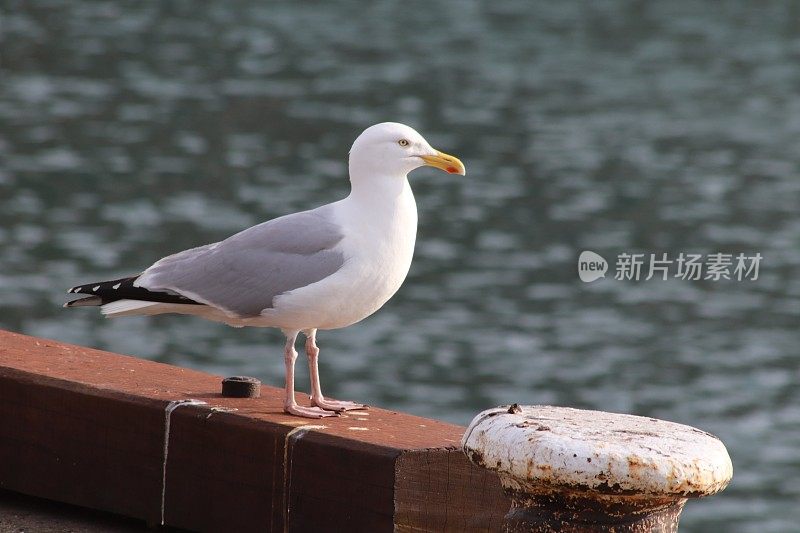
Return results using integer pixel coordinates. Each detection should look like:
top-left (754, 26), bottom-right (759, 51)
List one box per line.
top-left (0, 329), bottom-right (508, 531)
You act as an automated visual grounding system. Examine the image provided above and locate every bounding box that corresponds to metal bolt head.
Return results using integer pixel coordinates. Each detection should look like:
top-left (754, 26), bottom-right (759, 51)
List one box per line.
top-left (221, 376), bottom-right (261, 398)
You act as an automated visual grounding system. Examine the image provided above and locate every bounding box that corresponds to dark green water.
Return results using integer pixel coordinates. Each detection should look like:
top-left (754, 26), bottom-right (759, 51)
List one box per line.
top-left (2, 2), bottom-right (799, 530)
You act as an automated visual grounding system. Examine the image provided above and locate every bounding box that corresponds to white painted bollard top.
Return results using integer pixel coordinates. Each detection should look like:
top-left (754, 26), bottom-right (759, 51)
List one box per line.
top-left (462, 405), bottom-right (733, 497)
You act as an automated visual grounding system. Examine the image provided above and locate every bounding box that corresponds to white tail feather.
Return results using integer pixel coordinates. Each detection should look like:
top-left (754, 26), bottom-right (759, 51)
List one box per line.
top-left (101, 299), bottom-right (165, 317)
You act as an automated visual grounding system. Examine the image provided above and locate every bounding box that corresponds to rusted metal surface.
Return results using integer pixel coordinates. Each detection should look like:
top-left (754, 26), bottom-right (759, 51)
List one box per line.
top-left (502, 492), bottom-right (685, 533)
top-left (0, 329), bottom-right (508, 531)
top-left (463, 405), bottom-right (733, 532)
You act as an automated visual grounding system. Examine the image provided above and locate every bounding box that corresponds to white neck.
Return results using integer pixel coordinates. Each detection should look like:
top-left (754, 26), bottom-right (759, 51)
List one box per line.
top-left (341, 167), bottom-right (418, 241)
top-left (350, 175), bottom-right (410, 204)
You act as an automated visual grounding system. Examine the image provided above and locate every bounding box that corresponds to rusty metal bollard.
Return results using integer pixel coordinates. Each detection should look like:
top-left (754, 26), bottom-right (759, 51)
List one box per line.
top-left (462, 405), bottom-right (733, 532)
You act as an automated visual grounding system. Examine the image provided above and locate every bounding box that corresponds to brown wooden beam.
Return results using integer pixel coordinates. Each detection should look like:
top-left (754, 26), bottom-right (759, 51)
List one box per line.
top-left (0, 329), bottom-right (507, 531)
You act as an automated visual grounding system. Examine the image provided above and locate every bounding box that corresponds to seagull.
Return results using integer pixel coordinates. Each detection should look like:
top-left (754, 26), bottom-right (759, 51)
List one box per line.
top-left (65, 122), bottom-right (465, 418)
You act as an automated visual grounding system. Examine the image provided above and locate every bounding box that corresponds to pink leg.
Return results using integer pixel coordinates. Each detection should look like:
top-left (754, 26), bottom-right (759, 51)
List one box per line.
top-left (283, 331), bottom-right (338, 418)
top-left (306, 329), bottom-right (367, 412)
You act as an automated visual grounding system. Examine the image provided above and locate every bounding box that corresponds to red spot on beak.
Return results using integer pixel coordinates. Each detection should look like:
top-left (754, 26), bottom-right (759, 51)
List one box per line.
top-left (446, 166), bottom-right (458, 174)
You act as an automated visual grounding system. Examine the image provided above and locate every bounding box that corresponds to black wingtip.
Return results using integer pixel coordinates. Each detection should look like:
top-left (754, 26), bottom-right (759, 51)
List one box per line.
top-left (65, 275), bottom-right (200, 307)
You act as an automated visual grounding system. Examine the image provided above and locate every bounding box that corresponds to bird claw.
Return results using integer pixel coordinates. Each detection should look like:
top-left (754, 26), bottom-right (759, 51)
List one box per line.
top-left (284, 404), bottom-right (340, 418)
top-left (312, 398), bottom-right (369, 412)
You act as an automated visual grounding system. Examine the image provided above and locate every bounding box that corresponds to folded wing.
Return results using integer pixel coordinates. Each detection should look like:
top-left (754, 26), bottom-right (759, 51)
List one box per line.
top-left (135, 207), bottom-right (346, 318)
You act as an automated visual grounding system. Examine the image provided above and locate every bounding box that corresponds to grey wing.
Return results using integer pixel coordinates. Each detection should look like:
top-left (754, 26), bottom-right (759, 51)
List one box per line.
top-left (135, 206), bottom-right (346, 317)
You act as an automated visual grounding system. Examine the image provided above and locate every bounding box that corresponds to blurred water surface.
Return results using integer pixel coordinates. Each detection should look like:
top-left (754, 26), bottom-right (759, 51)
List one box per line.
top-left (2, 1), bottom-right (800, 530)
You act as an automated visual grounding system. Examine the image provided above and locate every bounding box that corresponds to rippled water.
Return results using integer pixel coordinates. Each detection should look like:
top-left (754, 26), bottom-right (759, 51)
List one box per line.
top-left (2, 2), bottom-right (799, 530)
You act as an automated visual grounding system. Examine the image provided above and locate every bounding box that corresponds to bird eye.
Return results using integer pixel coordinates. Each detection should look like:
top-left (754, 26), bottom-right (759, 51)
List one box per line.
top-left (398, 139), bottom-right (410, 147)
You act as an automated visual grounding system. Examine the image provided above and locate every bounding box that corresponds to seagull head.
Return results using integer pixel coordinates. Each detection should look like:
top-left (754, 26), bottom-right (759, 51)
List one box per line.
top-left (349, 122), bottom-right (466, 181)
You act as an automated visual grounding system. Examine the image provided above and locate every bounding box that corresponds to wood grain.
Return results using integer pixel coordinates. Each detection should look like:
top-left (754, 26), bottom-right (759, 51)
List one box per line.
top-left (0, 329), bottom-right (508, 531)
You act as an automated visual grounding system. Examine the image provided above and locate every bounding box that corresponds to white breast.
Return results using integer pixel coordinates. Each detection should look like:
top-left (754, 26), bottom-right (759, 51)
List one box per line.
top-left (265, 180), bottom-right (418, 331)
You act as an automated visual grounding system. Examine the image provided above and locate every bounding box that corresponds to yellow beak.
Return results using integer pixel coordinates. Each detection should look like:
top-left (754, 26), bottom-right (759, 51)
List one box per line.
top-left (420, 150), bottom-right (466, 176)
